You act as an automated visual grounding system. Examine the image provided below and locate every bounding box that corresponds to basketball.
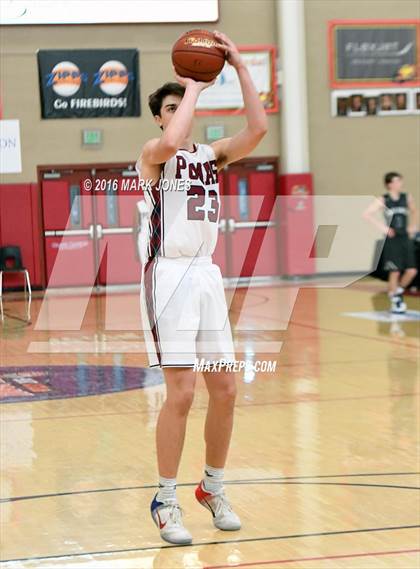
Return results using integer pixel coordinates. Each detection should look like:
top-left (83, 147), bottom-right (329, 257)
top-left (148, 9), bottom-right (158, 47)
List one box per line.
top-left (172, 29), bottom-right (226, 82)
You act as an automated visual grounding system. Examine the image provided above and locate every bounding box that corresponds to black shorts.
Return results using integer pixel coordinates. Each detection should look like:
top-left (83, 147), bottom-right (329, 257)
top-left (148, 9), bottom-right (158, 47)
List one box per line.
top-left (382, 234), bottom-right (416, 272)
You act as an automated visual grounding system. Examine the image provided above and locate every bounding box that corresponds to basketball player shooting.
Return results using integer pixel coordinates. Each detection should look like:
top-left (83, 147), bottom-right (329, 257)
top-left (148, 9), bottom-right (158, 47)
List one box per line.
top-left (136, 30), bottom-right (267, 544)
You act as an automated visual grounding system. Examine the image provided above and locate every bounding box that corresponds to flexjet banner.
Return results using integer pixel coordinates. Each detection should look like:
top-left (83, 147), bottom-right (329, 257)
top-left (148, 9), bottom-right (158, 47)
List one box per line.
top-left (329, 20), bottom-right (420, 88)
top-left (37, 49), bottom-right (140, 118)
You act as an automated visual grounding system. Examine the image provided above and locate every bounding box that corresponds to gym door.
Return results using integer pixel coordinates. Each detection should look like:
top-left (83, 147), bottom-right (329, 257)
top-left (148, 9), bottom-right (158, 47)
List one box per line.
top-left (41, 165), bottom-right (140, 288)
top-left (221, 161), bottom-right (280, 278)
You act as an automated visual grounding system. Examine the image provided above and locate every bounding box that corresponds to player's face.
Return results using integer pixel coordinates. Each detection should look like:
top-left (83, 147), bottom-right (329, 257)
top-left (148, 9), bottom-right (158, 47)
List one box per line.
top-left (388, 176), bottom-right (403, 193)
top-left (155, 95), bottom-right (183, 130)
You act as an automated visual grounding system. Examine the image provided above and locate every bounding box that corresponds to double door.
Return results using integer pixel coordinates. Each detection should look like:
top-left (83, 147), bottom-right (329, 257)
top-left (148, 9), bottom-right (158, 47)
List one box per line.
top-left (214, 160), bottom-right (280, 279)
top-left (40, 159), bottom-right (280, 288)
top-left (41, 165), bottom-right (140, 287)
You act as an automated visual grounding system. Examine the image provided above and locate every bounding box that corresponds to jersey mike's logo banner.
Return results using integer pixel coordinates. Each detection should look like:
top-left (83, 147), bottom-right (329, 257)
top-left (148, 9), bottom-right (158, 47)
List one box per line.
top-left (328, 20), bottom-right (420, 88)
top-left (38, 49), bottom-right (140, 118)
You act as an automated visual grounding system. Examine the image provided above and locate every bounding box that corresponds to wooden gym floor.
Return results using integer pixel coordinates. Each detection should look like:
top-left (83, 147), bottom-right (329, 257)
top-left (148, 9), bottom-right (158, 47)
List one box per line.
top-left (0, 277), bottom-right (419, 568)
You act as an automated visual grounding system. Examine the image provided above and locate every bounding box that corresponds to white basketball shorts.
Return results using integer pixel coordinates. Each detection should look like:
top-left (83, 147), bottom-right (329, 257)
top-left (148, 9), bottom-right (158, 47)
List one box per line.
top-left (140, 256), bottom-right (236, 368)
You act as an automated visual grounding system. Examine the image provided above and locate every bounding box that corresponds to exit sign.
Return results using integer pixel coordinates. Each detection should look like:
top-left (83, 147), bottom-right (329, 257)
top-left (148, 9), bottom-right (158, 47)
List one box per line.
top-left (82, 129), bottom-right (102, 146)
top-left (206, 125), bottom-right (225, 142)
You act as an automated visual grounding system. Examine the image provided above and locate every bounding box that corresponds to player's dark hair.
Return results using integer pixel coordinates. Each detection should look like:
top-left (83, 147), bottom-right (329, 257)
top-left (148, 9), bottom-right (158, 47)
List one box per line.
top-left (384, 172), bottom-right (402, 187)
top-left (148, 82), bottom-right (186, 117)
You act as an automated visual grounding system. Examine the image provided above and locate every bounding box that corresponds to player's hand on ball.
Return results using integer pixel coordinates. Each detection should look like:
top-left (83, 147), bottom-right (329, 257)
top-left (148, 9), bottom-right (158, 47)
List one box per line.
top-left (174, 71), bottom-right (216, 91)
top-left (214, 30), bottom-right (243, 69)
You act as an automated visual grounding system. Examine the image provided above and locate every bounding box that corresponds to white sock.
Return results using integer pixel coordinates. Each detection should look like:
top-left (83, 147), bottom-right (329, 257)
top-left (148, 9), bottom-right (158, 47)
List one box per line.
top-left (156, 476), bottom-right (177, 503)
top-left (203, 464), bottom-right (224, 494)
top-left (389, 287), bottom-right (404, 298)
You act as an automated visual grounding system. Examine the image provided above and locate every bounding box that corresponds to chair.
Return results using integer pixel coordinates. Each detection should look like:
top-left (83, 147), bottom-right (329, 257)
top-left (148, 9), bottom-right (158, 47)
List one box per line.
top-left (0, 245), bottom-right (32, 299)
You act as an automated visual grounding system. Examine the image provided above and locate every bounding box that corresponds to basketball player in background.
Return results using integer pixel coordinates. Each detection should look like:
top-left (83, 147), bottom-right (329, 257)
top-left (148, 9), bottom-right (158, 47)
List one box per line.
top-left (363, 172), bottom-right (418, 313)
top-left (136, 31), bottom-right (267, 544)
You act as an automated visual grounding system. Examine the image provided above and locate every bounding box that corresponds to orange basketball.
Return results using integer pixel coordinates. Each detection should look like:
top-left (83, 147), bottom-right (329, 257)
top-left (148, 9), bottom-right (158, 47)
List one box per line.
top-left (172, 29), bottom-right (226, 82)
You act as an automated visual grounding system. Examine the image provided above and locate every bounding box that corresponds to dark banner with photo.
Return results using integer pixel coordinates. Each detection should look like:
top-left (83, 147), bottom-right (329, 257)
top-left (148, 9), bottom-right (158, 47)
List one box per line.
top-left (38, 49), bottom-right (140, 119)
top-left (329, 20), bottom-right (420, 88)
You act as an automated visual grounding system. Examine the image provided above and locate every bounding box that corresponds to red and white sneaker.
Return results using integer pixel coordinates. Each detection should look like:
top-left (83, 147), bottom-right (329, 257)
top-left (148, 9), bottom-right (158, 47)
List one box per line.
top-left (151, 494), bottom-right (192, 544)
top-left (195, 481), bottom-right (241, 531)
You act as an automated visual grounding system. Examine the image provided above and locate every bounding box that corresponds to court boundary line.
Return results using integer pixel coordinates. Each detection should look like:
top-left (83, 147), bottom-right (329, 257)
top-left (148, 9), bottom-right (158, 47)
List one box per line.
top-left (2, 524), bottom-right (419, 563)
top-left (203, 548), bottom-right (420, 569)
top-left (1, 389), bottom-right (417, 415)
top-left (1, 473), bottom-right (419, 503)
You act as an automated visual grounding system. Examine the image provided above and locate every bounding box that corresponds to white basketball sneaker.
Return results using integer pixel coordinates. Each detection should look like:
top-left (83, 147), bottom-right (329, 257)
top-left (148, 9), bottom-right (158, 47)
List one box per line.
top-left (195, 481), bottom-right (241, 531)
top-left (151, 494), bottom-right (192, 544)
top-left (390, 294), bottom-right (407, 314)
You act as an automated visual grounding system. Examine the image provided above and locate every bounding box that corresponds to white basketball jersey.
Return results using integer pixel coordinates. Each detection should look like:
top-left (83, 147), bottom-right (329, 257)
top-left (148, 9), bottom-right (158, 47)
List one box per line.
top-left (136, 199), bottom-right (149, 265)
top-left (136, 143), bottom-right (221, 259)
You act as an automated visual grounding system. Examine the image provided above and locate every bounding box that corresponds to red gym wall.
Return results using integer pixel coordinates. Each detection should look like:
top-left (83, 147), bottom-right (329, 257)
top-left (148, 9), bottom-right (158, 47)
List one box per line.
top-left (0, 161), bottom-right (316, 291)
top-left (279, 173), bottom-right (316, 276)
top-left (0, 184), bottom-right (43, 289)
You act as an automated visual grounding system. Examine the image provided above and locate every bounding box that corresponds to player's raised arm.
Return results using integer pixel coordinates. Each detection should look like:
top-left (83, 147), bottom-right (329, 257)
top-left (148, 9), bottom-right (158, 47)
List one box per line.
top-left (211, 31), bottom-right (268, 169)
top-left (142, 78), bottom-right (215, 166)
